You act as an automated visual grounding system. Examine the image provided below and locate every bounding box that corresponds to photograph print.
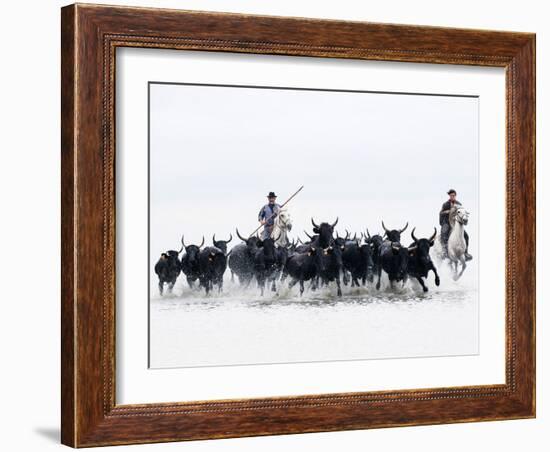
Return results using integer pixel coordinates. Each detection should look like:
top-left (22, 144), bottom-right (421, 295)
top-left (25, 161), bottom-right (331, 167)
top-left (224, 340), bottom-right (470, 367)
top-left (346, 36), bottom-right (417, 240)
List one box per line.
top-left (149, 82), bottom-right (479, 369)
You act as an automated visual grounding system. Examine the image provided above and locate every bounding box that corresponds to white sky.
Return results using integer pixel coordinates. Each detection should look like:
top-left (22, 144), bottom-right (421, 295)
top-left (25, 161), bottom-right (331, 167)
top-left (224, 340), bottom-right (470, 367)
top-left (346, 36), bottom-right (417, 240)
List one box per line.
top-left (149, 83), bottom-right (478, 259)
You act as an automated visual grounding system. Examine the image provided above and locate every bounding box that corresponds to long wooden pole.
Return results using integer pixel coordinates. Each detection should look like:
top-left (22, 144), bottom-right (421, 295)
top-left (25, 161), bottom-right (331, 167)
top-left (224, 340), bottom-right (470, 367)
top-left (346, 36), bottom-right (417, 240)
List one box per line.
top-left (249, 185), bottom-right (304, 238)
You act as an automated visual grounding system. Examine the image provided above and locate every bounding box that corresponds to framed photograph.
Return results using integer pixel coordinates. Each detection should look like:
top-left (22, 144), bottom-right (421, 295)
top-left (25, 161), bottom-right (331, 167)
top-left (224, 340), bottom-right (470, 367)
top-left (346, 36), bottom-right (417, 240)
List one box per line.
top-left (61, 4), bottom-right (535, 447)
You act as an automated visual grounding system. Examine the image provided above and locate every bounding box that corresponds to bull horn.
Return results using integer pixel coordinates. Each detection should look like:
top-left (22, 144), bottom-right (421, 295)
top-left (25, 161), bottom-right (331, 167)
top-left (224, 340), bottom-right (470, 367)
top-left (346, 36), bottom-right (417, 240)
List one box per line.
top-left (408, 245), bottom-right (417, 252)
top-left (352, 232), bottom-right (357, 241)
top-left (366, 229), bottom-right (371, 239)
top-left (382, 221), bottom-right (390, 234)
top-left (311, 217), bottom-right (319, 229)
top-left (304, 230), bottom-right (313, 240)
top-left (178, 235), bottom-right (184, 253)
top-left (298, 238), bottom-right (304, 245)
top-left (336, 230), bottom-right (341, 239)
top-left (212, 233), bottom-right (216, 245)
top-left (411, 227), bottom-right (418, 243)
top-left (181, 235), bottom-right (187, 249)
top-left (226, 233), bottom-right (232, 244)
top-left (429, 227), bottom-right (437, 244)
top-left (198, 236), bottom-right (205, 249)
top-left (331, 217), bottom-right (339, 228)
top-left (400, 222), bottom-right (409, 233)
top-left (345, 229), bottom-right (350, 240)
top-left (236, 228), bottom-right (247, 242)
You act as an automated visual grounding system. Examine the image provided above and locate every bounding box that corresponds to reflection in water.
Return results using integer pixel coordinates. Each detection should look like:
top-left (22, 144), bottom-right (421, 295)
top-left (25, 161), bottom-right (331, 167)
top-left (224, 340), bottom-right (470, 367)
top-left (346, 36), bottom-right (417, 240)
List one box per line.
top-left (149, 276), bottom-right (478, 369)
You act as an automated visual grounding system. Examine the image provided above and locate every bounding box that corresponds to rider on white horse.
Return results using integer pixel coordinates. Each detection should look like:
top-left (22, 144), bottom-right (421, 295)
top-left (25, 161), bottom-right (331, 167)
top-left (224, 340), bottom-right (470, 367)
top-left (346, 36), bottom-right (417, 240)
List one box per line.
top-left (258, 191), bottom-right (281, 240)
top-left (439, 189), bottom-right (472, 261)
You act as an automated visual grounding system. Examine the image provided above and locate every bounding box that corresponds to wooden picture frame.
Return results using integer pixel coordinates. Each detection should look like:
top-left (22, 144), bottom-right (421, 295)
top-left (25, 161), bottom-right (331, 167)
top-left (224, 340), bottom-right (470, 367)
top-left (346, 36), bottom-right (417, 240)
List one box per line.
top-left (61, 3), bottom-right (535, 447)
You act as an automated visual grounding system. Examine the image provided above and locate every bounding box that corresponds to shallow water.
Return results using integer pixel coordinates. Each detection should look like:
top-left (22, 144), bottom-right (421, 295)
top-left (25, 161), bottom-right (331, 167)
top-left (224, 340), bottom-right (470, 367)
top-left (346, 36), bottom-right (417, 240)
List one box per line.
top-left (149, 270), bottom-right (478, 369)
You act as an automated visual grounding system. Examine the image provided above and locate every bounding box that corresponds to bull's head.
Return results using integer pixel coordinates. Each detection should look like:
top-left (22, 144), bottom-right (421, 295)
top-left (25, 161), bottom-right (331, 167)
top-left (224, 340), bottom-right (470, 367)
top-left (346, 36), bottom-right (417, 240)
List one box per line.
top-left (311, 217), bottom-right (338, 248)
top-left (334, 231), bottom-right (347, 251)
top-left (408, 228), bottom-right (437, 263)
top-left (236, 228), bottom-right (260, 251)
top-left (365, 229), bottom-right (384, 250)
top-left (382, 221), bottom-right (408, 243)
top-left (166, 250), bottom-right (180, 260)
top-left (181, 235), bottom-right (204, 262)
top-left (212, 233), bottom-right (232, 254)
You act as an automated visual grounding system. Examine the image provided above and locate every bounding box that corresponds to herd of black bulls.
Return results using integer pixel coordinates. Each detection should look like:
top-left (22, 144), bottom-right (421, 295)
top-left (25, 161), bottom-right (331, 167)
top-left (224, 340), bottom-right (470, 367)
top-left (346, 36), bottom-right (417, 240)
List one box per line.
top-left (154, 218), bottom-right (441, 297)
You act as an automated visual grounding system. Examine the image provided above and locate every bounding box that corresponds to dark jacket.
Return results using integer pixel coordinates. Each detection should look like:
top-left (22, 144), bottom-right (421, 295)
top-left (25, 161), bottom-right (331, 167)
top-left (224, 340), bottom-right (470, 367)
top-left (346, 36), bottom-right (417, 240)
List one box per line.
top-left (439, 200), bottom-right (462, 226)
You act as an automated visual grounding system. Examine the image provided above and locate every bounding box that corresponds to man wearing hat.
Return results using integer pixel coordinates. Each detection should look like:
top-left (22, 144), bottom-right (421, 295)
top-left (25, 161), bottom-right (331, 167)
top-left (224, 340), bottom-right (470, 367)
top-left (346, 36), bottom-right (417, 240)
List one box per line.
top-left (258, 192), bottom-right (281, 240)
top-left (439, 189), bottom-right (472, 260)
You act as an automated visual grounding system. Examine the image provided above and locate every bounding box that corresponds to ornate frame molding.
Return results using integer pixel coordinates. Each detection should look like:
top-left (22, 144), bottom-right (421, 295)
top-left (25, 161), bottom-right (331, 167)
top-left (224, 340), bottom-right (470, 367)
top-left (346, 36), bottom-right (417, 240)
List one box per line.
top-left (61, 4), bottom-right (535, 447)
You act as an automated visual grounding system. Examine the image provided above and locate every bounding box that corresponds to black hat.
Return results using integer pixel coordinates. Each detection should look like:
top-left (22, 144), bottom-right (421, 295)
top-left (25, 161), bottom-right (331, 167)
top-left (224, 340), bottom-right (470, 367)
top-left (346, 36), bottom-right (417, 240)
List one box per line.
top-left (267, 192), bottom-right (277, 198)
top-left (447, 189), bottom-right (457, 195)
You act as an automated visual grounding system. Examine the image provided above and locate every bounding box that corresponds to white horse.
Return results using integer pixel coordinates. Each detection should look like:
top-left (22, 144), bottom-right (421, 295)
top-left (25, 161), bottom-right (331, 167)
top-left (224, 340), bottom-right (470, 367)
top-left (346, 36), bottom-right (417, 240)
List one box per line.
top-left (271, 208), bottom-right (293, 248)
top-left (434, 205), bottom-right (470, 280)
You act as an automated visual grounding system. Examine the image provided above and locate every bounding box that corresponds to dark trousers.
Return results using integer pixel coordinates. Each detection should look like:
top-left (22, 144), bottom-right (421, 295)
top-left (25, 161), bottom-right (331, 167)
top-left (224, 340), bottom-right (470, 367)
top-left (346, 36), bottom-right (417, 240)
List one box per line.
top-left (441, 223), bottom-right (469, 249)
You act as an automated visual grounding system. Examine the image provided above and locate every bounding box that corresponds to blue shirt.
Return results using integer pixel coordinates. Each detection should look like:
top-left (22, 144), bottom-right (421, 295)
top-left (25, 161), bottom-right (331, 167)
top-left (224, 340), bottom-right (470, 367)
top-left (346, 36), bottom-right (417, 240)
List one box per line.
top-left (258, 203), bottom-right (281, 227)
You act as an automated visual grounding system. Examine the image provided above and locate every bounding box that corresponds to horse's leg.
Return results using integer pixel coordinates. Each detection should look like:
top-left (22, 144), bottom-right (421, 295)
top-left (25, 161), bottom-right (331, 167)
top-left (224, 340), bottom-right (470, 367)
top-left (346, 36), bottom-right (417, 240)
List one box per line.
top-left (158, 281), bottom-right (164, 296)
top-left (230, 270), bottom-right (234, 283)
top-left (168, 281), bottom-right (175, 294)
top-left (458, 257), bottom-right (467, 279)
top-left (376, 266), bottom-right (382, 290)
top-left (288, 278), bottom-right (298, 289)
top-left (299, 280), bottom-right (305, 296)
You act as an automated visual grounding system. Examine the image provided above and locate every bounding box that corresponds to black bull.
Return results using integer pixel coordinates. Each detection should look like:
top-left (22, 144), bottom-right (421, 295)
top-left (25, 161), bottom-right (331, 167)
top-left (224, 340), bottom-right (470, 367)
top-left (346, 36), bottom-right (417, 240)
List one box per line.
top-left (198, 246), bottom-right (227, 294)
top-left (310, 217), bottom-right (344, 296)
top-left (342, 241), bottom-right (374, 287)
top-left (407, 228), bottom-right (440, 292)
top-left (180, 236), bottom-right (205, 289)
top-left (228, 229), bottom-right (260, 286)
top-left (154, 249), bottom-right (182, 295)
top-left (253, 233), bottom-right (287, 295)
top-left (286, 245), bottom-right (325, 296)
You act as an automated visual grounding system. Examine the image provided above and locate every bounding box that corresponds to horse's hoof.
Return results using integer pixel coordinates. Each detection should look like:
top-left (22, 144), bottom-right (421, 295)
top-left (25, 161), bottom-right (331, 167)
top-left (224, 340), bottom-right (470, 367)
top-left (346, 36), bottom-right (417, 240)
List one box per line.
top-left (423, 287), bottom-right (428, 293)
top-left (435, 277), bottom-right (440, 286)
